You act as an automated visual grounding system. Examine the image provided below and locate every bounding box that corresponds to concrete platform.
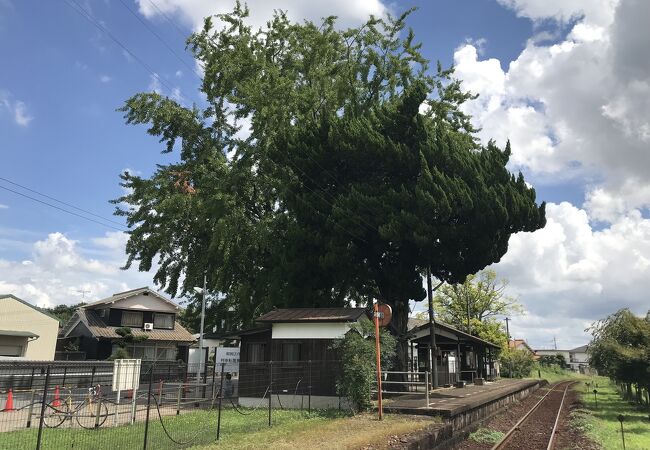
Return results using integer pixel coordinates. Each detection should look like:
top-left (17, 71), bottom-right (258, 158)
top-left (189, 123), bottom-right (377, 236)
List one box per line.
top-left (383, 378), bottom-right (541, 418)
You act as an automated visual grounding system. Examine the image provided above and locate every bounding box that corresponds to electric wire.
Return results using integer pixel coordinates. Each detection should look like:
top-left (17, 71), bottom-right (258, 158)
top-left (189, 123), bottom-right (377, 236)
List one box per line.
top-left (115, 0), bottom-right (202, 80)
top-left (62, 0), bottom-right (370, 245)
top-left (0, 185), bottom-right (127, 232)
top-left (62, 0), bottom-right (191, 104)
top-left (0, 177), bottom-right (126, 228)
top-left (146, 0), bottom-right (193, 43)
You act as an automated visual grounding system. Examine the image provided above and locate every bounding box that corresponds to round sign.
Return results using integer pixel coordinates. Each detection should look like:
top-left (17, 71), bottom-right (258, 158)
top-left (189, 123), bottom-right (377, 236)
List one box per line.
top-left (374, 303), bottom-right (393, 327)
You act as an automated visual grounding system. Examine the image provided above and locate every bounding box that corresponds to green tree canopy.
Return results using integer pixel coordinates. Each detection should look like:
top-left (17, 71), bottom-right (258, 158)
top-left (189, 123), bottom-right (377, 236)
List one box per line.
top-left (432, 269), bottom-right (520, 348)
top-left (587, 309), bottom-right (650, 402)
top-left (114, 5), bottom-right (545, 371)
top-left (44, 302), bottom-right (86, 324)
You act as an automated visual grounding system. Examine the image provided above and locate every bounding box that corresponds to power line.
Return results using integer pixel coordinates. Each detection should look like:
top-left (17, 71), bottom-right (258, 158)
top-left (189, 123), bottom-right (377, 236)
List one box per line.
top-left (116, 0), bottom-right (202, 80)
top-left (147, 0), bottom-right (192, 42)
top-left (0, 185), bottom-right (127, 232)
top-left (63, 0), bottom-right (191, 104)
top-left (63, 0), bottom-right (371, 245)
top-left (0, 177), bottom-right (125, 228)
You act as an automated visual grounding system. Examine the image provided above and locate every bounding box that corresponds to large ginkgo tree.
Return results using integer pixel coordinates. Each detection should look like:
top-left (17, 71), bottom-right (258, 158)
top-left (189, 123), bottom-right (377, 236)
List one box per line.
top-left (115, 5), bottom-right (546, 371)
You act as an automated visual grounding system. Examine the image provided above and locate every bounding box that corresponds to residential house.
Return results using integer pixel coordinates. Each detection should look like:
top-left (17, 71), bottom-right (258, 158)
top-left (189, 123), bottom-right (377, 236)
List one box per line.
top-left (568, 345), bottom-right (593, 373)
top-left (59, 287), bottom-right (195, 361)
top-left (508, 339), bottom-right (534, 354)
top-left (0, 294), bottom-right (60, 360)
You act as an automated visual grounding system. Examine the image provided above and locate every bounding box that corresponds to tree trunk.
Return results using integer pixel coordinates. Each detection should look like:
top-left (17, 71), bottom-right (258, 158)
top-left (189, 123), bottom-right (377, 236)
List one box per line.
top-left (385, 299), bottom-right (410, 392)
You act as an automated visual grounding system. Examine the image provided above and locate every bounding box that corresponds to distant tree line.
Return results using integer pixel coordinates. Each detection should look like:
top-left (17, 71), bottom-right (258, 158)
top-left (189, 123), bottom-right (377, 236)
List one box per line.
top-left (588, 309), bottom-right (650, 406)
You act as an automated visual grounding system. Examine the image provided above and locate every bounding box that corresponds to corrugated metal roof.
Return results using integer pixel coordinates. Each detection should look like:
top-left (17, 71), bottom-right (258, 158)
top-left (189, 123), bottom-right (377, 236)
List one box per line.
top-left (69, 308), bottom-right (195, 342)
top-left (411, 320), bottom-right (501, 349)
top-left (256, 308), bottom-right (369, 323)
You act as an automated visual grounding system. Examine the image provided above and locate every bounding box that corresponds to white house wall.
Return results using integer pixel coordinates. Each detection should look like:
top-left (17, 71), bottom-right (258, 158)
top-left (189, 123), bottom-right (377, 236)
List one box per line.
top-left (0, 297), bottom-right (59, 360)
top-left (271, 322), bottom-right (351, 339)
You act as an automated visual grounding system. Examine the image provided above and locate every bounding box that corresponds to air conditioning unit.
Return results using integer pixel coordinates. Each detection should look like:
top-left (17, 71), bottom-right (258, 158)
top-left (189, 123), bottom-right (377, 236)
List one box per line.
top-left (143, 323), bottom-right (154, 331)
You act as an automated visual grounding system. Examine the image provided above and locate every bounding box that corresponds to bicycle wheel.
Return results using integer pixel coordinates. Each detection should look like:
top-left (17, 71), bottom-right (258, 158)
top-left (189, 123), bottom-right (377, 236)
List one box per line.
top-left (43, 402), bottom-right (68, 428)
top-left (75, 400), bottom-right (109, 429)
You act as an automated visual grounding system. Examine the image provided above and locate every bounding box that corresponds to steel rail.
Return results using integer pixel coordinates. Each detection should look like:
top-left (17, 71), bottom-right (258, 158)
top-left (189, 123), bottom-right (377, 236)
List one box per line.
top-left (491, 380), bottom-right (576, 450)
top-left (546, 381), bottom-right (575, 450)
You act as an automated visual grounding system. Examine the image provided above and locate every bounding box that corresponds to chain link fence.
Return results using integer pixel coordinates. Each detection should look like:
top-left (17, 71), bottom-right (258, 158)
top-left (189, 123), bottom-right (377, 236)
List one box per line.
top-left (0, 360), bottom-right (344, 449)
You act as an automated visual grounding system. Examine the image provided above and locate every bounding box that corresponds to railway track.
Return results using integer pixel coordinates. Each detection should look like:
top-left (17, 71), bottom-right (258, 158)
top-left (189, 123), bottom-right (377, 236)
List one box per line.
top-left (491, 380), bottom-right (576, 450)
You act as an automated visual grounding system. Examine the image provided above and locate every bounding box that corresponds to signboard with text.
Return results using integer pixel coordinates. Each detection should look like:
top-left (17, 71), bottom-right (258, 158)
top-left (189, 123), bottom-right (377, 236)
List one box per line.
top-left (215, 347), bottom-right (240, 373)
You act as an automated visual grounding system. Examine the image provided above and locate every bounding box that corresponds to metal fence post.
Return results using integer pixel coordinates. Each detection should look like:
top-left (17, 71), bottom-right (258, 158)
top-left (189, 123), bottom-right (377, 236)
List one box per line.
top-left (130, 361), bottom-right (139, 424)
top-left (425, 371), bottom-right (430, 407)
top-left (268, 360), bottom-right (273, 427)
top-left (216, 363), bottom-right (225, 440)
top-left (94, 397), bottom-right (103, 428)
top-left (201, 362), bottom-right (208, 400)
top-left (143, 365), bottom-right (154, 450)
top-left (308, 360), bottom-right (312, 414)
top-left (211, 364), bottom-right (217, 399)
top-left (176, 384), bottom-right (182, 415)
top-left (62, 367), bottom-right (67, 387)
top-left (36, 365), bottom-right (51, 450)
top-left (26, 389), bottom-right (36, 428)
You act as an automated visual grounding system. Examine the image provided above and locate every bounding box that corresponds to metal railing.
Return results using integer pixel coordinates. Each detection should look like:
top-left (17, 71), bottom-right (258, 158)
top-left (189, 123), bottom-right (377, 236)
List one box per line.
top-left (372, 371), bottom-right (430, 407)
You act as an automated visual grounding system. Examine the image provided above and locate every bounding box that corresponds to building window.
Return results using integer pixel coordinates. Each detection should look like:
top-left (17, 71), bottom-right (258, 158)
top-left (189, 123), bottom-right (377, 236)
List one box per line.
top-left (154, 313), bottom-right (174, 329)
top-left (156, 345), bottom-right (176, 361)
top-left (282, 343), bottom-right (301, 363)
top-left (121, 311), bottom-right (143, 327)
top-left (0, 345), bottom-right (23, 357)
top-left (248, 343), bottom-right (265, 363)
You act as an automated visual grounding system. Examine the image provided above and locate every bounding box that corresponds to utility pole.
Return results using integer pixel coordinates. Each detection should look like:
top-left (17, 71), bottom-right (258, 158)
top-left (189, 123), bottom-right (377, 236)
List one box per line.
top-left (466, 297), bottom-right (471, 335)
top-left (193, 273), bottom-right (208, 384)
top-left (504, 317), bottom-right (511, 341)
top-left (426, 267), bottom-right (439, 390)
top-left (553, 336), bottom-right (557, 350)
top-left (76, 290), bottom-right (91, 299)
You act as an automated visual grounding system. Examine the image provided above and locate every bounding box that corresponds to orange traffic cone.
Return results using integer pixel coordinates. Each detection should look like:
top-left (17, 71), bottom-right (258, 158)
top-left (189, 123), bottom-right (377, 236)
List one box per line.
top-left (2, 389), bottom-right (15, 412)
top-left (52, 386), bottom-right (61, 408)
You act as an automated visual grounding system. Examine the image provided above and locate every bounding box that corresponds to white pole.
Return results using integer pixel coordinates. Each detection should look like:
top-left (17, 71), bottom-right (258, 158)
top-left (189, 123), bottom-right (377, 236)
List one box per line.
top-left (197, 273), bottom-right (207, 384)
top-left (115, 389), bottom-right (120, 427)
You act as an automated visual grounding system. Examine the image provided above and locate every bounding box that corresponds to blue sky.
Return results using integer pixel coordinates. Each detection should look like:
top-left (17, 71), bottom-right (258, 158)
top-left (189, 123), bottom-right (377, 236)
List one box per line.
top-left (1, 0), bottom-right (649, 349)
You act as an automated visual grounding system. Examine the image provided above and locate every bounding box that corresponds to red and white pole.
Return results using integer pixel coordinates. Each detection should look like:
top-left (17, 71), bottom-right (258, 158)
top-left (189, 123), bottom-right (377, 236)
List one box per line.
top-left (374, 301), bottom-right (383, 420)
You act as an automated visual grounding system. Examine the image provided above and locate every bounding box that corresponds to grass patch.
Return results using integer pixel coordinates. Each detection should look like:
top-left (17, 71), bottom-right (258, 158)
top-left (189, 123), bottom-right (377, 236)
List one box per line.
top-left (2, 407), bottom-right (436, 450)
top-left (577, 376), bottom-right (650, 450)
top-left (468, 428), bottom-right (504, 444)
top-left (199, 412), bottom-right (437, 450)
top-left (526, 364), bottom-right (588, 383)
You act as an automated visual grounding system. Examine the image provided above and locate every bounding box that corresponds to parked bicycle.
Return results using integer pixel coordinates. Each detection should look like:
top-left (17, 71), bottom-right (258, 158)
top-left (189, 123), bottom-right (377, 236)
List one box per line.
top-left (43, 385), bottom-right (113, 429)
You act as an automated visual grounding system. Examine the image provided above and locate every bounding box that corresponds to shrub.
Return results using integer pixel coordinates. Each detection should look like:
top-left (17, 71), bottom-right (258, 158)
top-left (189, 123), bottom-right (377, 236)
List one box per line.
top-left (499, 348), bottom-right (534, 378)
top-left (331, 320), bottom-right (396, 412)
top-left (469, 428), bottom-right (504, 444)
top-left (539, 354), bottom-right (567, 368)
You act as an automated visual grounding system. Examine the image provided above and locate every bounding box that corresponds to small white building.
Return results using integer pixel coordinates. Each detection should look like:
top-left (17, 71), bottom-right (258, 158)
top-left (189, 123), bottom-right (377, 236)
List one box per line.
top-left (535, 345), bottom-right (593, 373)
top-left (0, 294), bottom-right (60, 360)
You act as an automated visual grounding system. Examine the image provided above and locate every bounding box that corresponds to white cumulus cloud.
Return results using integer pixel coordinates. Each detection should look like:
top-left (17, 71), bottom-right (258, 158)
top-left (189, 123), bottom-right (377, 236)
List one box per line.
top-left (136, 0), bottom-right (388, 31)
top-left (0, 231), bottom-right (160, 309)
top-left (454, 0), bottom-right (650, 220)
